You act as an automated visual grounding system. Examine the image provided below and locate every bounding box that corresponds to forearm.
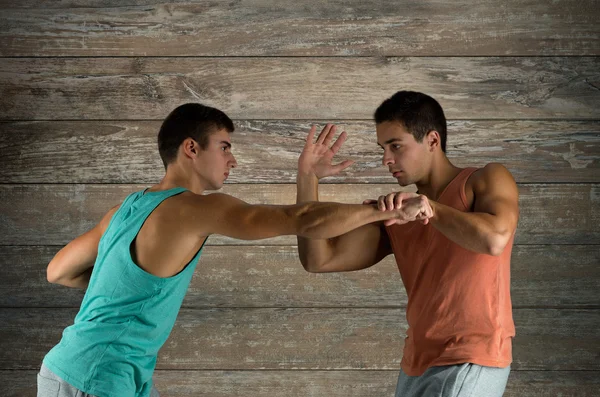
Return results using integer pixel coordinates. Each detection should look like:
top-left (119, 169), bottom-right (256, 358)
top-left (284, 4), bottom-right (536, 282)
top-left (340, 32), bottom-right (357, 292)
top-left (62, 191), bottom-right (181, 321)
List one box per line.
top-left (430, 201), bottom-right (513, 256)
top-left (296, 173), bottom-right (334, 270)
top-left (294, 201), bottom-right (389, 239)
top-left (295, 172), bottom-right (389, 240)
top-left (47, 239), bottom-right (97, 286)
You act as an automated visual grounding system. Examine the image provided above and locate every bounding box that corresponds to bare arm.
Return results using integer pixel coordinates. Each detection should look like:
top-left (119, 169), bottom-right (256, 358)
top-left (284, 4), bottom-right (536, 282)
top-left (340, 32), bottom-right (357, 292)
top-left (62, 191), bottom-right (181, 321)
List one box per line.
top-left (297, 172), bottom-right (392, 273)
top-left (294, 125), bottom-right (434, 272)
top-left (428, 164), bottom-right (519, 256)
top-left (47, 204), bottom-right (120, 289)
top-left (188, 191), bottom-right (403, 242)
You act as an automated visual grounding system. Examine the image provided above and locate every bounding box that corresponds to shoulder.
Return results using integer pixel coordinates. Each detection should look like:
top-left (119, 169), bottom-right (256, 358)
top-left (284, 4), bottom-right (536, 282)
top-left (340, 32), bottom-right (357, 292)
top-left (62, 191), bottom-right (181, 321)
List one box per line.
top-left (175, 191), bottom-right (245, 210)
top-left (467, 163), bottom-right (519, 209)
top-left (470, 163), bottom-right (515, 189)
top-left (98, 203), bottom-right (121, 232)
top-left (166, 191), bottom-right (251, 227)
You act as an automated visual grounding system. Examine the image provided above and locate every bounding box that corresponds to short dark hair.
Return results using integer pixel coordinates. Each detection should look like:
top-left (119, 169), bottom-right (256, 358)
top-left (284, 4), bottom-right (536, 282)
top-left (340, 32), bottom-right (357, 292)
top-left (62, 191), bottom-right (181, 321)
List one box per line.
top-left (158, 103), bottom-right (235, 168)
top-left (374, 91), bottom-right (447, 152)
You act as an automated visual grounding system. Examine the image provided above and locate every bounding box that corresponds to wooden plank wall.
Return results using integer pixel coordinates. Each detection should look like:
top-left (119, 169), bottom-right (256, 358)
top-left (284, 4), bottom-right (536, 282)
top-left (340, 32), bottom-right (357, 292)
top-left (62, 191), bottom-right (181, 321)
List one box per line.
top-left (1, 1), bottom-right (599, 396)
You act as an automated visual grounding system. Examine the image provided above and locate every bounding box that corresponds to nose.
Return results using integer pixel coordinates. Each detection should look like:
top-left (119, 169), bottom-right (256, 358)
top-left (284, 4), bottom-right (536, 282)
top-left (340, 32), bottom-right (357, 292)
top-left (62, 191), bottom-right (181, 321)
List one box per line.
top-left (229, 154), bottom-right (238, 169)
top-left (382, 149), bottom-right (395, 166)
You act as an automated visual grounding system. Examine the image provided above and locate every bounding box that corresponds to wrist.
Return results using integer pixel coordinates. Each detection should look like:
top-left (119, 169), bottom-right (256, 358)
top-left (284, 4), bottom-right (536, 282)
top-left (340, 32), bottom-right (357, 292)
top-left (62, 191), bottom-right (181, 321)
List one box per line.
top-left (297, 171), bottom-right (319, 183)
top-left (429, 199), bottom-right (440, 222)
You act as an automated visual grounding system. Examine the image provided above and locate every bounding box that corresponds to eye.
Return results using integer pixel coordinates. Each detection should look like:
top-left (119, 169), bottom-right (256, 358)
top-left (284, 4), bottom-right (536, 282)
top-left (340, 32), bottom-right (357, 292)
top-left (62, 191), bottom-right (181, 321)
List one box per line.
top-left (392, 144), bottom-right (402, 150)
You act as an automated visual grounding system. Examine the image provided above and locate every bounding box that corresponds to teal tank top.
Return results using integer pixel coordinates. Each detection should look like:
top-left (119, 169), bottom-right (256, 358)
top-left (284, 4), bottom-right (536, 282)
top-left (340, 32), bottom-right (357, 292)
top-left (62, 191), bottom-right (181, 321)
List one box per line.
top-left (44, 187), bottom-right (204, 397)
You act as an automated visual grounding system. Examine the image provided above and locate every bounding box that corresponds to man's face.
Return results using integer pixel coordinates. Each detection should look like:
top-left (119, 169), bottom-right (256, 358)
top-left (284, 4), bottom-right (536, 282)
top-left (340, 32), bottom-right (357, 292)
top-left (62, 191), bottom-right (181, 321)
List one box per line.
top-left (194, 128), bottom-right (238, 190)
top-left (376, 121), bottom-right (430, 186)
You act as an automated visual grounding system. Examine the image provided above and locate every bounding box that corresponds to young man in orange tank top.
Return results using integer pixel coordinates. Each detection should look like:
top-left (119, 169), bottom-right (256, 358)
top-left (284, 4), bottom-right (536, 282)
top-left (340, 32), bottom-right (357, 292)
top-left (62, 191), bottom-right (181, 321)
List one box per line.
top-left (296, 91), bottom-right (519, 397)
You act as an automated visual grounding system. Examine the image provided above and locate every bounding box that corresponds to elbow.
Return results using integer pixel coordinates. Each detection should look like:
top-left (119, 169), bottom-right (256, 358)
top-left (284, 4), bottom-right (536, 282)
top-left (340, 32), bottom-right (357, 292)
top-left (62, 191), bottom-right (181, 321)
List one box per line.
top-left (486, 232), bottom-right (511, 256)
top-left (304, 264), bottom-right (325, 273)
top-left (46, 260), bottom-right (64, 284)
top-left (299, 257), bottom-right (327, 273)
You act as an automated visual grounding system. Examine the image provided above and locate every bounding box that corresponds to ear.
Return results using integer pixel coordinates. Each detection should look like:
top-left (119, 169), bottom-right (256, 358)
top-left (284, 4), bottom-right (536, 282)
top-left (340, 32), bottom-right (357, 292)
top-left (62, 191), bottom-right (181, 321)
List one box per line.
top-left (426, 130), bottom-right (440, 152)
top-left (182, 138), bottom-right (199, 159)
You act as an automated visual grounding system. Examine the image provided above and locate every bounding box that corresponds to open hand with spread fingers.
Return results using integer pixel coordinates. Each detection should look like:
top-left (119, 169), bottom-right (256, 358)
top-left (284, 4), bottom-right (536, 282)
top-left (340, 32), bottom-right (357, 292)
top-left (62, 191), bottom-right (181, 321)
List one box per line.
top-left (298, 124), bottom-right (354, 179)
top-left (363, 192), bottom-right (434, 226)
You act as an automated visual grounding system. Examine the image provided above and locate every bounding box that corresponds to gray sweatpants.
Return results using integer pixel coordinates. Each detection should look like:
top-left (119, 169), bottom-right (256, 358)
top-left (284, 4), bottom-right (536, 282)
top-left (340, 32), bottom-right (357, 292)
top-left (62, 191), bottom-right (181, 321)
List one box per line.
top-left (37, 363), bottom-right (160, 397)
top-left (395, 363), bottom-right (510, 397)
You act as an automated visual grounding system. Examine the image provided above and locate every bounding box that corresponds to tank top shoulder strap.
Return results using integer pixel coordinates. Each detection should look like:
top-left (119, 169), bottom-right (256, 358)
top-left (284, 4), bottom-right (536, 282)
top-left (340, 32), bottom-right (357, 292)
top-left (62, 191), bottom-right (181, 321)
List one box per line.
top-left (439, 167), bottom-right (479, 210)
top-left (133, 187), bottom-right (188, 221)
top-left (102, 187), bottom-right (188, 246)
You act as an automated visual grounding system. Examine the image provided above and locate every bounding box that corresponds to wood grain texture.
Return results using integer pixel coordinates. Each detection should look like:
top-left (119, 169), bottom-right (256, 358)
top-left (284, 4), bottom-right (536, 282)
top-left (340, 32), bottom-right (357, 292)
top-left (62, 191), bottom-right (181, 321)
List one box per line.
top-left (0, 184), bottom-right (598, 246)
top-left (1, 245), bottom-right (598, 309)
top-left (1, 120), bottom-right (598, 183)
top-left (2, 57), bottom-right (599, 120)
top-left (0, 0), bottom-right (598, 57)
top-left (1, 308), bottom-right (598, 370)
top-left (5, 369), bottom-right (600, 397)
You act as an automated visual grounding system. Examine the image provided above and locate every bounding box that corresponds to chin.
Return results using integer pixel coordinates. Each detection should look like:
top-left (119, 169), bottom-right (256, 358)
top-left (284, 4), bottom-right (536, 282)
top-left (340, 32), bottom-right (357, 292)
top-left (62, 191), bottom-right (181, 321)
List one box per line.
top-left (395, 177), bottom-right (412, 187)
top-left (208, 182), bottom-right (224, 191)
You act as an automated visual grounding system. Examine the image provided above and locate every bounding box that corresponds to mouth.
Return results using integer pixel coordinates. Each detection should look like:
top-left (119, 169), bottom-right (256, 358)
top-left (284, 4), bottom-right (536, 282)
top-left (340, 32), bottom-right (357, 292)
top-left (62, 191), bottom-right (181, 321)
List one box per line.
top-left (224, 172), bottom-right (230, 179)
top-left (391, 171), bottom-right (403, 178)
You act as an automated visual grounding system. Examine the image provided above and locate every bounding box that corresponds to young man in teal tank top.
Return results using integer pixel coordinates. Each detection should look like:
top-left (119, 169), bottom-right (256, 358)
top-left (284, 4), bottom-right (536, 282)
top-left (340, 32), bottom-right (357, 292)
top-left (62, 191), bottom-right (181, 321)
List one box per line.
top-left (38, 103), bottom-right (434, 397)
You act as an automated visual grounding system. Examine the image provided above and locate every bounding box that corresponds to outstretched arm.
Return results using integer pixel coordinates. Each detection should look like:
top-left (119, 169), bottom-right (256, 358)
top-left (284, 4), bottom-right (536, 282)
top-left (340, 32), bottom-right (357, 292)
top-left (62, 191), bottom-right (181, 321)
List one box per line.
top-left (47, 205), bottom-right (120, 289)
top-left (188, 190), bottom-right (410, 242)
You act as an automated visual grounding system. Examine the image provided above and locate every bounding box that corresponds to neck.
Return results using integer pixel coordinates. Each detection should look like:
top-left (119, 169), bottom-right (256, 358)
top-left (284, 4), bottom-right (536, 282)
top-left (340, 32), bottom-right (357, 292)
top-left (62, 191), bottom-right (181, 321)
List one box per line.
top-left (150, 162), bottom-right (208, 195)
top-left (414, 155), bottom-right (462, 201)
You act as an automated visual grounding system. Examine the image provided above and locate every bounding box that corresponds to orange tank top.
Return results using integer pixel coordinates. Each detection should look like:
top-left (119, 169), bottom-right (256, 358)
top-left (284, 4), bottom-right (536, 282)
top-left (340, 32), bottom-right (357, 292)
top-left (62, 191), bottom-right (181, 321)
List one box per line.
top-left (386, 167), bottom-right (515, 376)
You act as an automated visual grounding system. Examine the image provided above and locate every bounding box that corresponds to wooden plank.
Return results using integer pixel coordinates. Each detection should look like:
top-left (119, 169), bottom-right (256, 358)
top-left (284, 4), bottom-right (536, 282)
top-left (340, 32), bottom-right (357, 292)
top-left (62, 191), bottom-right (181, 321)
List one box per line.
top-left (0, 0), bottom-right (598, 57)
top-left (0, 184), bottom-right (598, 246)
top-left (1, 245), bottom-right (598, 309)
top-left (5, 369), bottom-right (600, 397)
top-left (0, 308), bottom-right (597, 370)
top-left (1, 57), bottom-right (599, 120)
top-left (1, 120), bottom-right (598, 184)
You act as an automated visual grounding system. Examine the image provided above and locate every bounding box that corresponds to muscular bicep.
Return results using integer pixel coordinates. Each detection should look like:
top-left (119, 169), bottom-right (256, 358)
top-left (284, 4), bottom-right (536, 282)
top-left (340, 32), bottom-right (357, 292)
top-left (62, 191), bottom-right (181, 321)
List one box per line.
top-left (194, 193), bottom-right (296, 240)
top-left (473, 164), bottom-right (519, 235)
top-left (317, 222), bottom-right (392, 272)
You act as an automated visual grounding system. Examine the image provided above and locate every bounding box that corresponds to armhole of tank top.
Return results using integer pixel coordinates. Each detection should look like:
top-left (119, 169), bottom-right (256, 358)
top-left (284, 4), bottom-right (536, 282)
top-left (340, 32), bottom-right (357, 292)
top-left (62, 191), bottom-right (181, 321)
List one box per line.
top-left (383, 225), bottom-right (399, 257)
top-left (460, 168), bottom-right (479, 211)
top-left (174, 235), bottom-right (208, 277)
top-left (127, 188), bottom-right (192, 281)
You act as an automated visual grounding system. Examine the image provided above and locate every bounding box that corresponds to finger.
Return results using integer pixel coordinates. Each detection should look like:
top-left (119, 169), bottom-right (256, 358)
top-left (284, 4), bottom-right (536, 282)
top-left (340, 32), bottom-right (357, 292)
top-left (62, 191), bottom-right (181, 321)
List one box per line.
top-left (323, 125), bottom-right (337, 147)
top-left (378, 195), bottom-right (386, 211)
top-left (332, 159), bottom-right (354, 173)
top-left (394, 193), bottom-right (403, 210)
top-left (330, 130), bottom-right (348, 154)
top-left (398, 192), bottom-right (420, 202)
top-left (316, 124), bottom-right (333, 144)
top-left (385, 194), bottom-right (395, 211)
top-left (363, 199), bottom-right (377, 205)
top-left (305, 125), bottom-right (317, 146)
top-left (384, 218), bottom-right (395, 227)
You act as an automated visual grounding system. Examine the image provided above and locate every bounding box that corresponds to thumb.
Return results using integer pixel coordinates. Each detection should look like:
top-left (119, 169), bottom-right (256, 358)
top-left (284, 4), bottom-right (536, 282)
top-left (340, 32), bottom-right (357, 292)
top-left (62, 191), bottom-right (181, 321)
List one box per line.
top-left (363, 199), bottom-right (377, 205)
top-left (333, 160), bottom-right (354, 173)
top-left (384, 218), bottom-right (396, 227)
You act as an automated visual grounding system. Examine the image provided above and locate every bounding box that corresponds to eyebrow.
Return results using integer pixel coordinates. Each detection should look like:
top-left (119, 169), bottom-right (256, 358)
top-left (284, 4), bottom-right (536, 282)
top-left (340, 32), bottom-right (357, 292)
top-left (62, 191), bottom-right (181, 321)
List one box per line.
top-left (377, 138), bottom-right (403, 148)
top-left (220, 141), bottom-right (232, 148)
